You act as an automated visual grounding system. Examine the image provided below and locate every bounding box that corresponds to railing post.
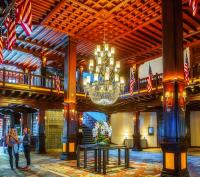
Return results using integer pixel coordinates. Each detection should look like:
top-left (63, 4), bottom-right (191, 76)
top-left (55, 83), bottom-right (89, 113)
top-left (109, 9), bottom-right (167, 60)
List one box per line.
top-left (3, 68), bottom-right (5, 87)
top-left (155, 73), bottom-right (158, 90)
top-left (137, 79), bottom-right (140, 93)
top-left (51, 76), bottom-right (53, 92)
top-left (28, 73), bottom-right (31, 89)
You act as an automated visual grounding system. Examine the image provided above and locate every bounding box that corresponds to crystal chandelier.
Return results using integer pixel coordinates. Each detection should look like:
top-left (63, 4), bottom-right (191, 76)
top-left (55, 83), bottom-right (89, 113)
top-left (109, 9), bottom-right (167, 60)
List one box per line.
top-left (83, 43), bottom-right (125, 105)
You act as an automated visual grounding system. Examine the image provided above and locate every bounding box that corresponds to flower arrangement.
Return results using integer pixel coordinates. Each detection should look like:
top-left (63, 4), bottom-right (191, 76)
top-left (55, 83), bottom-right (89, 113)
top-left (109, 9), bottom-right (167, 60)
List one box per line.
top-left (92, 121), bottom-right (112, 145)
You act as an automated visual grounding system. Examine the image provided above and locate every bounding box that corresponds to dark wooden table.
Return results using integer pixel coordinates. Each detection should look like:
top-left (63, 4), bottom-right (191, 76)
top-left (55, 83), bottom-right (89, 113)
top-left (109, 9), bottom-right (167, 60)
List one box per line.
top-left (77, 144), bottom-right (129, 175)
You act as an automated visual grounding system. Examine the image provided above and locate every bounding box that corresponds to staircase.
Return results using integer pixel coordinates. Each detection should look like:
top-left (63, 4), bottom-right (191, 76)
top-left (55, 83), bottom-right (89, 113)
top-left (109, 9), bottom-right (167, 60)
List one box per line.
top-left (82, 124), bottom-right (95, 144)
top-left (82, 113), bottom-right (97, 144)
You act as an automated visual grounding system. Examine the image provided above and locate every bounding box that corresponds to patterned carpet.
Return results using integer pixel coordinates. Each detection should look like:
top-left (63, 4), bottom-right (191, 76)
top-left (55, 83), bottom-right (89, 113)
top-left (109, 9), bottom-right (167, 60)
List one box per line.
top-left (0, 148), bottom-right (200, 177)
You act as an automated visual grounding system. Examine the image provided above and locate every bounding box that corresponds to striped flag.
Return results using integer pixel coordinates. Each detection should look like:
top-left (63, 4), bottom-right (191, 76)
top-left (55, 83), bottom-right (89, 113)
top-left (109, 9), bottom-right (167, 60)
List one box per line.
top-left (147, 64), bottom-right (153, 93)
top-left (189, 0), bottom-right (199, 16)
top-left (16, 0), bottom-right (32, 36)
top-left (129, 67), bottom-right (135, 95)
top-left (5, 17), bottom-right (16, 50)
top-left (0, 36), bottom-right (3, 64)
top-left (184, 53), bottom-right (190, 85)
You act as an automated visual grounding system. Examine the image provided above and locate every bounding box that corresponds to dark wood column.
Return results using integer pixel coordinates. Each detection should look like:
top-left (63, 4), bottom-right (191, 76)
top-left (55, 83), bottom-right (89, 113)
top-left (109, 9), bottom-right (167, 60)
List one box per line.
top-left (36, 108), bottom-right (46, 154)
top-left (24, 68), bottom-right (29, 84)
top-left (22, 113), bottom-right (28, 129)
top-left (60, 36), bottom-right (78, 160)
top-left (157, 110), bottom-right (163, 147)
top-left (77, 66), bottom-right (84, 92)
top-left (185, 107), bottom-right (191, 147)
top-left (161, 0), bottom-right (189, 176)
top-left (132, 112), bottom-right (141, 151)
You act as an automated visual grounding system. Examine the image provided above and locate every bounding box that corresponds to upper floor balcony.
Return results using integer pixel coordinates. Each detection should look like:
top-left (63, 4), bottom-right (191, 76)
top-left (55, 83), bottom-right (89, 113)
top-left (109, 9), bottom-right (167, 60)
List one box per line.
top-left (0, 66), bottom-right (199, 101)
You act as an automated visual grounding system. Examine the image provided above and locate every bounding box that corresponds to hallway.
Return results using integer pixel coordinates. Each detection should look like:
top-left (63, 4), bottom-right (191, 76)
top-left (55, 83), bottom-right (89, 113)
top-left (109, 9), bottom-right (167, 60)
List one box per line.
top-left (0, 148), bottom-right (200, 177)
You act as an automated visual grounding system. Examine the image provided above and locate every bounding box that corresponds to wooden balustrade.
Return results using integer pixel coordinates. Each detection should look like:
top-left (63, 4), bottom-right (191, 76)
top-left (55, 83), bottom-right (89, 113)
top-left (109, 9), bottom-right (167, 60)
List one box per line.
top-left (0, 65), bottom-right (198, 95)
top-left (0, 68), bottom-right (64, 91)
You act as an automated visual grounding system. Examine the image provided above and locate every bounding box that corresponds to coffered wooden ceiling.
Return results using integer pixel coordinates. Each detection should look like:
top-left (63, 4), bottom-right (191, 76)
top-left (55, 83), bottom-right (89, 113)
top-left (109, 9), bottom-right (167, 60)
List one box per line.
top-left (2, 0), bottom-right (200, 70)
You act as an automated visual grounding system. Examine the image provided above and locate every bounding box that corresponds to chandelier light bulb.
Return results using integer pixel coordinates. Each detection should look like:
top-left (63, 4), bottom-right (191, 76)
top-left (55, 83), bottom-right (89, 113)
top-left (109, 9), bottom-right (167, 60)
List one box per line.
top-left (97, 57), bottom-right (102, 65)
top-left (100, 51), bottom-right (104, 57)
top-left (120, 77), bottom-right (125, 84)
top-left (94, 73), bottom-right (98, 81)
top-left (105, 72), bottom-right (110, 81)
top-left (106, 67), bottom-right (110, 72)
top-left (94, 49), bottom-right (97, 56)
top-left (115, 74), bottom-right (119, 82)
top-left (97, 45), bottom-right (101, 52)
top-left (116, 61), bottom-right (120, 69)
top-left (89, 59), bottom-right (94, 67)
top-left (110, 58), bottom-right (114, 65)
top-left (104, 43), bottom-right (109, 51)
top-left (111, 47), bottom-right (115, 54)
top-left (96, 66), bottom-right (100, 73)
top-left (108, 51), bottom-right (111, 57)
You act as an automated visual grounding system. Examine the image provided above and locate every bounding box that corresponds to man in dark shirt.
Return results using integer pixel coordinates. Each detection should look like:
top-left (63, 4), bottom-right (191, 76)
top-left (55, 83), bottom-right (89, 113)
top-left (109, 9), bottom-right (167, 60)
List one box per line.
top-left (23, 127), bottom-right (31, 169)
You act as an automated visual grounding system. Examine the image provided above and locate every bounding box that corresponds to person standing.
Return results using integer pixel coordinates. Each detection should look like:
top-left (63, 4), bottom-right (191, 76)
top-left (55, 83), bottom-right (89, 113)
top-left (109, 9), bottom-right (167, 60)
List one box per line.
top-left (22, 127), bottom-right (31, 169)
top-left (6, 128), bottom-right (19, 170)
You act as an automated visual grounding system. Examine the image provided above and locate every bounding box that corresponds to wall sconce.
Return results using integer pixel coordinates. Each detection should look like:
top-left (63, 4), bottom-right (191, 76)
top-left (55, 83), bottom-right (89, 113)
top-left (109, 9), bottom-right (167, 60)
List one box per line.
top-left (124, 132), bottom-right (128, 139)
top-left (178, 90), bottom-right (187, 109)
top-left (164, 91), bottom-right (174, 112)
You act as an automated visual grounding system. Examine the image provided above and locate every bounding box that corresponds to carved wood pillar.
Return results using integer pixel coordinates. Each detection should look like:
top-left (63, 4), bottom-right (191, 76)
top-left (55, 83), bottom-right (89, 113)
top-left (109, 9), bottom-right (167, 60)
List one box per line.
top-left (36, 108), bottom-right (46, 154)
top-left (185, 107), bottom-right (191, 147)
top-left (132, 111), bottom-right (141, 151)
top-left (161, 0), bottom-right (189, 176)
top-left (22, 113), bottom-right (28, 129)
top-left (61, 36), bottom-right (78, 160)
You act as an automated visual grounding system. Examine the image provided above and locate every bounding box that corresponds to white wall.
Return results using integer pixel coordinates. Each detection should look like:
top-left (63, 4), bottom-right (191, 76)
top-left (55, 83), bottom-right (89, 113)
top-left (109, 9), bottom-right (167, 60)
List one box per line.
top-left (139, 57), bottom-right (163, 78)
top-left (190, 111), bottom-right (200, 147)
top-left (111, 112), bottom-right (134, 145)
top-left (139, 112), bottom-right (157, 147)
top-left (138, 48), bottom-right (190, 78)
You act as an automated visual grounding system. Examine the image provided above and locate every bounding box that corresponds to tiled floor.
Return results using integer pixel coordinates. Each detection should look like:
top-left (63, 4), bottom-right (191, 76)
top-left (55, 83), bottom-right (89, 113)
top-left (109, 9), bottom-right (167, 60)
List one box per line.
top-left (0, 147), bottom-right (200, 177)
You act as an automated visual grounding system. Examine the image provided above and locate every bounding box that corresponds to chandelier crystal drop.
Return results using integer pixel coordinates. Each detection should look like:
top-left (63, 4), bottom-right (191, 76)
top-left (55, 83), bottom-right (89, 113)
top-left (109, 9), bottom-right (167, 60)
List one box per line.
top-left (83, 43), bottom-right (125, 105)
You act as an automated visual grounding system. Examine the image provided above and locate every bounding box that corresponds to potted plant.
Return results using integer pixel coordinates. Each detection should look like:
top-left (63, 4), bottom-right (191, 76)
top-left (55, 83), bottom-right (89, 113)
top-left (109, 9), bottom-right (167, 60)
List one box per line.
top-left (92, 121), bottom-right (112, 146)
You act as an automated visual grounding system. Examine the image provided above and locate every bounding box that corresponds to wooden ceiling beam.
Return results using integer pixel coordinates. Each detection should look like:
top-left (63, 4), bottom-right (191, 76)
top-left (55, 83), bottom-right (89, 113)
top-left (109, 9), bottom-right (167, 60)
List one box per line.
top-left (120, 45), bottom-right (161, 63)
top-left (2, 60), bottom-right (28, 70)
top-left (109, 15), bottom-right (161, 43)
top-left (41, 0), bottom-right (66, 25)
top-left (17, 37), bottom-right (64, 56)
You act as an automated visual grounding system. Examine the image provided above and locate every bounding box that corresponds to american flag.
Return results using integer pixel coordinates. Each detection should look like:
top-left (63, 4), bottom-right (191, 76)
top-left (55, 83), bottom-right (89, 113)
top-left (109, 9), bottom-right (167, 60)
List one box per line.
top-left (129, 67), bottom-right (135, 95)
top-left (147, 64), bottom-right (153, 93)
top-left (16, 0), bottom-right (32, 36)
top-left (5, 17), bottom-right (16, 50)
top-left (184, 53), bottom-right (190, 85)
top-left (189, 0), bottom-right (199, 16)
top-left (55, 75), bottom-right (61, 94)
top-left (0, 36), bottom-right (3, 64)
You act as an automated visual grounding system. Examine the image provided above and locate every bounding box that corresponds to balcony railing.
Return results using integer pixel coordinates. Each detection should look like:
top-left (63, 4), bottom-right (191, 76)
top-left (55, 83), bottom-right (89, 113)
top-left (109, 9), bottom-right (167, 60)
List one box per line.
top-left (0, 66), bottom-right (198, 95)
top-left (0, 68), bottom-right (64, 90)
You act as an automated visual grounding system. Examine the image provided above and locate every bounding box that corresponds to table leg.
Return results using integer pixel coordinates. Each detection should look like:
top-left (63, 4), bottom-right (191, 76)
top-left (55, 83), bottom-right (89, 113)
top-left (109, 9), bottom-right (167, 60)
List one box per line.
top-left (103, 149), bottom-right (107, 175)
top-left (118, 149), bottom-right (121, 166)
top-left (125, 148), bottom-right (129, 168)
top-left (98, 149), bottom-right (101, 173)
top-left (84, 150), bottom-right (87, 168)
top-left (95, 149), bottom-right (98, 172)
top-left (77, 146), bottom-right (80, 168)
